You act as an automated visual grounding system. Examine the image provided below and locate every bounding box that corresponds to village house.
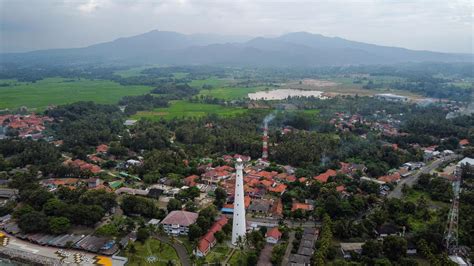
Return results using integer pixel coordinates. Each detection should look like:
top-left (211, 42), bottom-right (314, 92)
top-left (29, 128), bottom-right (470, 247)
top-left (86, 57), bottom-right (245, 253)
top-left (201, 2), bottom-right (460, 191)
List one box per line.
top-left (377, 172), bottom-right (401, 183)
top-left (265, 227), bottom-right (282, 244)
top-left (64, 159), bottom-right (102, 174)
top-left (96, 144), bottom-right (109, 154)
top-left (340, 242), bottom-right (364, 259)
top-left (376, 224), bottom-right (400, 239)
top-left (248, 199), bottom-right (272, 215)
top-left (41, 178), bottom-right (80, 191)
top-left (339, 162), bottom-right (366, 176)
top-left (195, 216), bottom-right (228, 257)
top-left (201, 165), bottom-right (233, 184)
top-left (0, 114), bottom-right (53, 139)
top-left (291, 202), bottom-right (314, 212)
top-left (314, 169), bottom-right (337, 183)
top-left (184, 175), bottom-right (199, 187)
top-left (459, 139), bottom-right (469, 148)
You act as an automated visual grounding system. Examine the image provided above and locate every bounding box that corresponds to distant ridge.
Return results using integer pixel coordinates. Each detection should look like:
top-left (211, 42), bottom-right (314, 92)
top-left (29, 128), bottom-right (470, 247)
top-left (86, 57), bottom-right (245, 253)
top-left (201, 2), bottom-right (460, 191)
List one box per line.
top-left (1, 30), bottom-right (472, 66)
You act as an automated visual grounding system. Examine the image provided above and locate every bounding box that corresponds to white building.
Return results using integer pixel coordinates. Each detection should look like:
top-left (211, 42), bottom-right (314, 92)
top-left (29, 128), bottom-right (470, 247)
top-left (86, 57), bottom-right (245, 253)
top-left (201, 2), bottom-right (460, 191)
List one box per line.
top-left (231, 158), bottom-right (247, 245)
top-left (161, 210), bottom-right (198, 236)
top-left (375, 93), bottom-right (408, 102)
top-left (265, 227), bottom-right (282, 244)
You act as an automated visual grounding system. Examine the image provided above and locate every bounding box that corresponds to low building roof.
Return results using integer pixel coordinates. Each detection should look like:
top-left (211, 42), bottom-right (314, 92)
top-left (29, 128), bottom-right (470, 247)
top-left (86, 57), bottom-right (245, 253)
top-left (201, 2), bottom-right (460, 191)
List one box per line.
top-left (248, 199), bottom-right (271, 213)
top-left (291, 202), bottom-right (313, 212)
top-left (161, 210), bottom-right (198, 226)
top-left (314, 169), bottom-right (337, 183)
top-left (266, 227), bottom-right (282, 239)
top-left (340, 242), bottom-right (364, 252)
top-left (458, 157), bottom-right (474, 167)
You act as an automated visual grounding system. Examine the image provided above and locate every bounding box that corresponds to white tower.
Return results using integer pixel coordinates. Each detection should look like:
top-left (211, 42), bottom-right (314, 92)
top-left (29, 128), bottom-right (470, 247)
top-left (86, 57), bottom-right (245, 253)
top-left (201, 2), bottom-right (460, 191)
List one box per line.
top-left (231, 158), bottom-right (246, 245)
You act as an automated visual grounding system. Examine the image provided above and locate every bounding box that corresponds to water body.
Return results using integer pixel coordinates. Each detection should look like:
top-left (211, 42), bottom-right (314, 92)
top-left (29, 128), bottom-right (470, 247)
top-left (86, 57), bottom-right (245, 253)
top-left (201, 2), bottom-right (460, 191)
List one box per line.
top-left (248, 89), bottom-right (324, 100)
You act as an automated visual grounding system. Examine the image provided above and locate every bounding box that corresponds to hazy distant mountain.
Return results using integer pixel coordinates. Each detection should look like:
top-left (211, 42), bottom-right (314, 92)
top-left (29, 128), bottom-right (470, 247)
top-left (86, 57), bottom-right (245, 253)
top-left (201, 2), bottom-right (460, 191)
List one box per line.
top-left (1, 30), bottom-right (471, 66)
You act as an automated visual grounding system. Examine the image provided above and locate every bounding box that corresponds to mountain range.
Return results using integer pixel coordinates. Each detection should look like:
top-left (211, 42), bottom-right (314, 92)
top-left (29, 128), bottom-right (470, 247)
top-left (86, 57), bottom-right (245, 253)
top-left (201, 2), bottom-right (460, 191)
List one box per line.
top-left (1, 30), bottom-right (472, 66)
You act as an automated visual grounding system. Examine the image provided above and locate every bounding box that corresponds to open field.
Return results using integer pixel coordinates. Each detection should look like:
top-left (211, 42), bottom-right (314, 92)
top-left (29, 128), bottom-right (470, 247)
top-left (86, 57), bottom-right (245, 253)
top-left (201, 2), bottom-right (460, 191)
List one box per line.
top-left (0, 78), bottom-right (152, 111)
top-left (283, 77), bottom-right (423, 99)
top-left (205, 243), bottom-right (231, 264)
top-left (114, 65), bottom-right (160, 77)
top-left (198, 86), bottom-right (268, 100)
top-left (228, 249), bottom-right (244, 266)
top-left (403, 190), bottom-right (449, 231)
top-left (189, 78), bottom-right (231, 89)
top-left (119, 238), bottom-right (180, 266)
top-left (131, 100), bottom-right (247, 120)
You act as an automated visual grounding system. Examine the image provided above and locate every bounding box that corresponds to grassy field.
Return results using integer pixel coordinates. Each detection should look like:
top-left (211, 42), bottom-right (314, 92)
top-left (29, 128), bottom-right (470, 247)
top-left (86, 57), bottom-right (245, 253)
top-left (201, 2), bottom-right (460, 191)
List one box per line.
top-left (228, 250), bottom-right (244, 266)
top-left (120, 238), bottom-right (180, 266)
top-left (0, 78), bottom-right (152, 111)
top-left (132, 100), bottom-right (247, 120)
top-left (189, 77), bottom-right (231, 89)
top-left (114, 65), bottom-right (159, 77)
top-left (205, 243), bottom-right (231, 264)
top-left (198, 86), bottom-right (268, 100)
top-left (403, 189), bottom-right (449, 231)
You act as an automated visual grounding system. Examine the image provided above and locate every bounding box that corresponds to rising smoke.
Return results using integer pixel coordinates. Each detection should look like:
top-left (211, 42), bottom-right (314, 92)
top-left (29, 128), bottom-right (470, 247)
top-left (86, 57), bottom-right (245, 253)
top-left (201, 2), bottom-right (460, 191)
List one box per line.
top-left (263, 112), bottom-right (276, 126)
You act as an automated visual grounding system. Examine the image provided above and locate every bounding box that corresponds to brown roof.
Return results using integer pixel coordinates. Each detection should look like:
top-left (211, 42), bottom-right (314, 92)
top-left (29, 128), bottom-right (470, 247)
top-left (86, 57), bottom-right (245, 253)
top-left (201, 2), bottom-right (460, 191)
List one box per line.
top-left (161, 211), bottom-right (198, 226)
top-left (266, 227), bottom-right (282, 239)
top-left (291, 202), bottom-right (313, 212)
top-left (314, 169), bottom-right (337, 183)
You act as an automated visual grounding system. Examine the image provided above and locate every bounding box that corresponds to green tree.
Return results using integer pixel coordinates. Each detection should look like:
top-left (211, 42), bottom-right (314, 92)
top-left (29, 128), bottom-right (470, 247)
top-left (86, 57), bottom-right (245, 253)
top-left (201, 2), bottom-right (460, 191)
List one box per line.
top-left (214, 187), bottom-right (227, 209)
top-left (137, 227), bottom-right (150, 242)
top-left (96, 223), bottom-right (119, 237)
top-left (362, 240), bottom-right (383, 258)
top-left (246, 251), bottom-right (258, 266)
top-left (188, 224), bottom-right (202, 241)
top-left (167, 198), bottom-right (182, 213)
top-left (49, 217), bottom-right (71, 234)
top-left (43, 198), bottom-right (68, 216)
top-left (382, 236), bottom-right (407, 261)
top-left (18, 211), bottom-right (49, 233)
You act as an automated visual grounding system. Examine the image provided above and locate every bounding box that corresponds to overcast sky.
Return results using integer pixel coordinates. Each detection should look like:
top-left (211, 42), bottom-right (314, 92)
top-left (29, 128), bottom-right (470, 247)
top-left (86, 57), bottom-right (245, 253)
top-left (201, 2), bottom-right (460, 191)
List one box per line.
top-left (1, 0), bottom-right (473, 54)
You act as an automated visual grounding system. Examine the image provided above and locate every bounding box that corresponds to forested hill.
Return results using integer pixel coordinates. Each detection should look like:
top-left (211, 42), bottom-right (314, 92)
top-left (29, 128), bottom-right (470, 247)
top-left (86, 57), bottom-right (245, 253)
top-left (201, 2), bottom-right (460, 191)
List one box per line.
top-left (1, 30), bottom-right (472, 66)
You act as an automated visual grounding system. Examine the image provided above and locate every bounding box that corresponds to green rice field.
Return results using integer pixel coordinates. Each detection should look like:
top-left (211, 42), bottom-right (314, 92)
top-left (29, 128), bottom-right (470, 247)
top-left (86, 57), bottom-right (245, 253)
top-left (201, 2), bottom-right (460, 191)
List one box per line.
top-left (132, 100), bottom-right (247, 120)
top-left (189, 77), bottom-right (231, 89)
top-left (114, 65), bottom-right (159, 77)
top-left (0, 78), bottom-right (152, 111)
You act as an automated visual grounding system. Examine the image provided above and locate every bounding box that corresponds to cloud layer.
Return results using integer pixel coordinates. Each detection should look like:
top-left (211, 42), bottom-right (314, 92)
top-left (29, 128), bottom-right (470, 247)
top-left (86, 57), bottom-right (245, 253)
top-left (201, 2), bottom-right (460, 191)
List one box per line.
top-left (0, 0), bottom-right (472, 53)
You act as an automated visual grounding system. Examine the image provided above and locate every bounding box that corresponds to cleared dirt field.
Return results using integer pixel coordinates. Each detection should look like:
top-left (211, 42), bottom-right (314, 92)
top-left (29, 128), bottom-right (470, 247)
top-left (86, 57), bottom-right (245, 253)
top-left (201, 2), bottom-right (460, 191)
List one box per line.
top-left (283, 79), bottom-right (423, 99)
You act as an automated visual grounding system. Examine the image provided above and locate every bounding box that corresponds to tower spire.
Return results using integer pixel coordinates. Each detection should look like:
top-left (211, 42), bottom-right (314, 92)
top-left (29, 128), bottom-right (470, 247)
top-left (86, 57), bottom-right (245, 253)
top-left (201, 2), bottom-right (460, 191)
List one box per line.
top-left (231, 158), bottom-right (246, 245)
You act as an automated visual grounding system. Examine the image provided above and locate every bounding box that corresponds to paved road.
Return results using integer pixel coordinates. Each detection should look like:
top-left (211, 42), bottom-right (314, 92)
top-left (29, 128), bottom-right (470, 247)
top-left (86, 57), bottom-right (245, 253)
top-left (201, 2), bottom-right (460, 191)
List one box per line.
top-left (155, 235), bottom-right (191, 266)
top-left (257, 243), bottom-right (273, 266)
top-left (281, 231), bottom-right (295, 266)
top-left (247, 217), bottom-right (319, 228)
top-left (388, 155), bottom-right (461, 199)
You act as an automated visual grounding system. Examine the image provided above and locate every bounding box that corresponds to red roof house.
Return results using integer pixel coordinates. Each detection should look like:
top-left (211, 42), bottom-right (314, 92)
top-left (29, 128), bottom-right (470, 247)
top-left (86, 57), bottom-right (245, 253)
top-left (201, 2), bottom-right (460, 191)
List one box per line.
top-left (266, 227), bottom-right (282, 244)
top-left (96, 144), bottom-right (109, 154)
top-left (184, 175), bottom-right (199, 187)
top-left (196, 216), bottom-right (228, 257)
top-left (314, 169), bottom-right (337, 183)
top-left (291, 202), bottom-right (314, 212)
